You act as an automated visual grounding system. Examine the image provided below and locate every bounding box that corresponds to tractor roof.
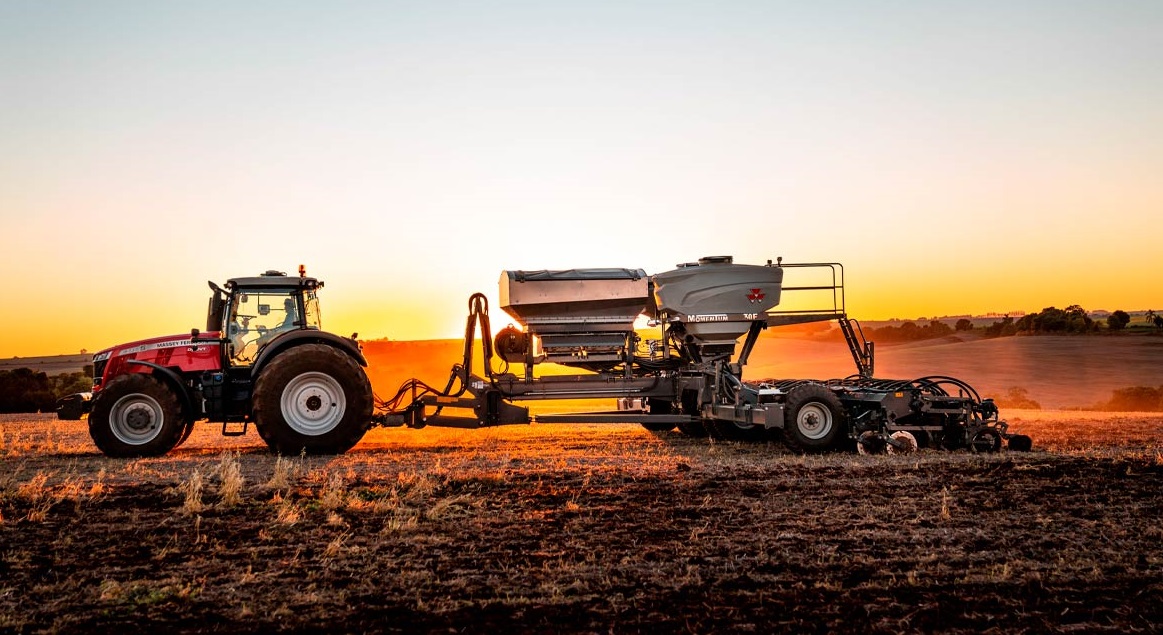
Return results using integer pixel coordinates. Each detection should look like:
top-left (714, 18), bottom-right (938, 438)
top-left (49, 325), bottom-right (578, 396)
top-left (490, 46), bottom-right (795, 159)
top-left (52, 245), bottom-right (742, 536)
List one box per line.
top-left (226, 270), bottom-right (322, 291)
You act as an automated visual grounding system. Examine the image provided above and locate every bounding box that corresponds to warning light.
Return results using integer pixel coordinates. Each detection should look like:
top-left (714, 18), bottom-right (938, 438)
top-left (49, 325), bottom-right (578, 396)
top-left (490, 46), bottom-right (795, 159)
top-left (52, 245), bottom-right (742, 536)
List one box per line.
top-left (299, 264), bottom-right (306, 278)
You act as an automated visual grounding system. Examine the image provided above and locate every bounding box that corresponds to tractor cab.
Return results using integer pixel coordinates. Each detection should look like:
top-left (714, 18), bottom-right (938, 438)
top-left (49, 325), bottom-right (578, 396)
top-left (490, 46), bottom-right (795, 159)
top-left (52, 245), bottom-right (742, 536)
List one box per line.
top-left (208, 268), bottom-right (324, 367)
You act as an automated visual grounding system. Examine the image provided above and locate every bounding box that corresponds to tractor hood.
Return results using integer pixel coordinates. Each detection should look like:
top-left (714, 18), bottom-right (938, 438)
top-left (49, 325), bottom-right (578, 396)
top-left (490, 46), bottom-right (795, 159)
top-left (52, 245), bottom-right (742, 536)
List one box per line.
top-left (92, 333), bottom-right (223, 392)
top-left (93, 332), bottom-right (222, 362)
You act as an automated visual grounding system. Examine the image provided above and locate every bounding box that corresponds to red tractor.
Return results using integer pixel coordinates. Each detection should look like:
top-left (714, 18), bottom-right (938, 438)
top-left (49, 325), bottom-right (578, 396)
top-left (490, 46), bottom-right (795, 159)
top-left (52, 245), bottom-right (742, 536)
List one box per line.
top-left (87, 267), bottom-right (372, 457)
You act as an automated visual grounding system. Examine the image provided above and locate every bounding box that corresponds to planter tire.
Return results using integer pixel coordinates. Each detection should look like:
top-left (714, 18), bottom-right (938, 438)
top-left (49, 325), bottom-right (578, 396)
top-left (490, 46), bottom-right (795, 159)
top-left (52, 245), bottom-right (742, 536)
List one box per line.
top-left (783, 384), bottom-right (847, 453)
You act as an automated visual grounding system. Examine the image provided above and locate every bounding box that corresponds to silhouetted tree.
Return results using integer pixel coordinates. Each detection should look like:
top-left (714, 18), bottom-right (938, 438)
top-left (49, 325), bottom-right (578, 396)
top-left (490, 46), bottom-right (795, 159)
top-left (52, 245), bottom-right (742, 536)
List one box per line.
top-left (49, 371), bottom-right (91, 398)
top-left (997, 386), bottom-right (1041, 409)
top-left (0, 369), bottom-right (54, 413)
top-left (0, 369), bottom-right (93, 413)
top-left (984, 315), bottom-right (1016, 338)
top-left (1102, 386), bottom-right (1163, 412)
top-left (955, 318), bottom-right (974, 332)
top-left (1107, 310), bottom-right (1131, 331)
top-left (1015, 306), bottom-right (1096, 334)
top-left (865, 319), bottom-right (958, 342)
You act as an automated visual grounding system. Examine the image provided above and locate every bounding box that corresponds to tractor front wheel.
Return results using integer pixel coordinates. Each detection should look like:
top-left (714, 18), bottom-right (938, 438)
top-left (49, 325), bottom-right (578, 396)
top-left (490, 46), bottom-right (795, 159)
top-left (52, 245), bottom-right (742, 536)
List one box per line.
top-left (88, 374), bottom-right (186, 457)
top-left (252, 344), bottom-right (373, 455)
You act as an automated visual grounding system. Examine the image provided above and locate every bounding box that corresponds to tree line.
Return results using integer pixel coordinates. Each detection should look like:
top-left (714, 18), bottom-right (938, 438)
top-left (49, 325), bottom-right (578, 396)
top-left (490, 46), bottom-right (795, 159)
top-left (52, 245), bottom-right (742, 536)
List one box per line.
top-left (984, 306), bottom-right (1161, 337)
top-left (861, 320), bottom-right (955, 343)
top-left (0, 368), bottom-right (92, 414)
top-left (821, 307), bottom-right (1161, 344)
top-left (1098, 385), bottom-right (1163, 412)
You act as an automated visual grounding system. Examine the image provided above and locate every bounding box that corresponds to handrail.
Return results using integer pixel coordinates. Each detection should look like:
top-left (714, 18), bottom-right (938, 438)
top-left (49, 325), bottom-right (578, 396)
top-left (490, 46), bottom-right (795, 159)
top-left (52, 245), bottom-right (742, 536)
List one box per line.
top-left (762, 262), bottom-right (874, 377)
top-left (768, 262), bottom-right (846, 317)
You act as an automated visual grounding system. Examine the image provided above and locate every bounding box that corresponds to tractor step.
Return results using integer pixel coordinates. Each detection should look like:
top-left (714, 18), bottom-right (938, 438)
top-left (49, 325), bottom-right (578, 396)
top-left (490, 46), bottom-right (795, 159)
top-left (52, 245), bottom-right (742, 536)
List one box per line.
top-left (222, 421), bottom-right (249, 437)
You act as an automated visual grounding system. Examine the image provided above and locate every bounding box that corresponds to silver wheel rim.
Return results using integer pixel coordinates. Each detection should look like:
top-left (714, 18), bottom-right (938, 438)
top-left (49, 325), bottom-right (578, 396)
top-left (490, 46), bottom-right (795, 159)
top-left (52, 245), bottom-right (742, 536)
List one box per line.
top-left (109, 393), bottom-right (165, 446)
top-left (796, 402), bottom-right (833, 440)
top-left (280, 371), bottom-right (346, 436)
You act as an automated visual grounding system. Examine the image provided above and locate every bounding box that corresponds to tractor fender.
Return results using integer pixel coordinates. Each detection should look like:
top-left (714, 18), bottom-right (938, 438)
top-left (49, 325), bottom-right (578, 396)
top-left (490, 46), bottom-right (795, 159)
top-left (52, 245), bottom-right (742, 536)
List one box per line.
top-left (125, 359), bottom-right (198, 421)
top-left (250, 331), bottom-right (367, 378)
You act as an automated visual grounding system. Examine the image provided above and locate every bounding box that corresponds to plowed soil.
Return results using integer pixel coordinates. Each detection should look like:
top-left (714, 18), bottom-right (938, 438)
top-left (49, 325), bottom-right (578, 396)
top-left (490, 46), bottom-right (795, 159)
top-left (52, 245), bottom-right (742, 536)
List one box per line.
top-left (1, 411), bottom-right (1160, 634)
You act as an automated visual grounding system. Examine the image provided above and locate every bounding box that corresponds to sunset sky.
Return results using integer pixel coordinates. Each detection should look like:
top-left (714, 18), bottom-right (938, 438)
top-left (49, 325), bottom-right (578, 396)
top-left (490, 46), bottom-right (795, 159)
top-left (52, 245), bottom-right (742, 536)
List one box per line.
top-left (2, 1), bottom-right (1160, 357)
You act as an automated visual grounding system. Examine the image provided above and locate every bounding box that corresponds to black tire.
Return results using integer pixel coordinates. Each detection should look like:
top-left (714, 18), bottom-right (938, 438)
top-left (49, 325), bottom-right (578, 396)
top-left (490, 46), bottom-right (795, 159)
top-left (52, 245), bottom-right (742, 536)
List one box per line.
top-left (783, 384), bottom-right (847, 453)
top-left (640, 398), bottom-right (677, 433)
top-left (252, 344), bottom-right (373, 455)
top-left (675, 389), bottom-right (710, 437)
top-left (1008, 434), bottom-right (1033, 452)
top-left (706, 418), bottom-right (770, 442)
top-left (88, 374), bottom-right (186, 457)
top-left (56, 395), bottom-right (86, 420)
top-left (969, 428), bottom-right (1003, 453)
top-left (174, 420), bottom-right (197, 449)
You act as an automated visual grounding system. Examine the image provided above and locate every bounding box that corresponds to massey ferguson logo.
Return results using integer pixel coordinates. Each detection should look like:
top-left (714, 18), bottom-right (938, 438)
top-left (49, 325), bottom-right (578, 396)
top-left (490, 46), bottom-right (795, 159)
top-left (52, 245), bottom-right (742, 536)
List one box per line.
top-left (747, 288), bottom-right (765, 303)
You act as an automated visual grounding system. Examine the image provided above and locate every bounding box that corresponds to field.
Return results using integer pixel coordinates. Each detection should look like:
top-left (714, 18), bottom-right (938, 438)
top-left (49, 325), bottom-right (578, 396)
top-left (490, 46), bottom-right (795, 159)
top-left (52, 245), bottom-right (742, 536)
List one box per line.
top-left (1, 411), bottom-right (1160, 633)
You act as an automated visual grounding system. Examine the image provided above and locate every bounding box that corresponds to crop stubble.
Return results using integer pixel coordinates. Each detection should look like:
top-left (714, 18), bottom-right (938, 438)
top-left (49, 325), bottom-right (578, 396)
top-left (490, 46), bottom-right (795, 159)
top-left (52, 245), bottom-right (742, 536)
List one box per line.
top-left (0, 412), bottom-right (1160, 634)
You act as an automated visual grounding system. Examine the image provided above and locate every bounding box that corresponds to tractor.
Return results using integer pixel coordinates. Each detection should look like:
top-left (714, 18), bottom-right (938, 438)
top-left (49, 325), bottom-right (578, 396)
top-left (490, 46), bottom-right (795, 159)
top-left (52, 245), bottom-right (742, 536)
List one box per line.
top-left (86, 267), bottom-right (371, 457)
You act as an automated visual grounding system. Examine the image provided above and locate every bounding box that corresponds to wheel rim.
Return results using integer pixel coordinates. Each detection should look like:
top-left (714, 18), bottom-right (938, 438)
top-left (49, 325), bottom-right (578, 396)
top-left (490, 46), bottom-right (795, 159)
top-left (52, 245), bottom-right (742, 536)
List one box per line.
top-left (280, 372), bottom-right (346, 436)
top-left (886, 431), bottom-right (918, 454)
top-left (796, 402), bottom-right (833, 440)
top-left (856, 431), bottom-right (883, 455)
top-left (109, 393), bottom-right (165, 446)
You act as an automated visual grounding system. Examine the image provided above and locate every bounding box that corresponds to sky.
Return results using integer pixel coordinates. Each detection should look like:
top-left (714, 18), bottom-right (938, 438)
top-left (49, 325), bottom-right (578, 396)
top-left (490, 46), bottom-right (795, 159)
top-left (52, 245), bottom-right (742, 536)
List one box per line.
top-left (1, 1), bottom-right (1160, 357)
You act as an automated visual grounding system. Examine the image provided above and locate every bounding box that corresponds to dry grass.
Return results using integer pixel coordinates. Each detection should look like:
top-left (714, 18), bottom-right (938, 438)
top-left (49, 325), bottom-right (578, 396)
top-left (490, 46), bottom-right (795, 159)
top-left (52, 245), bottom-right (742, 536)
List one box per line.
top-left (265, 455), bottom-right (300, 493)
top-left (272, 494), bottom-right (302, 525)
top-left (318, 472), bottom-right (348, 512)
top-left (0, 412), bottom-right (1160, 633)
top-left (177, 469), bottom-right (206, 514)
top-left (215, 452), bottom-right (244, 507)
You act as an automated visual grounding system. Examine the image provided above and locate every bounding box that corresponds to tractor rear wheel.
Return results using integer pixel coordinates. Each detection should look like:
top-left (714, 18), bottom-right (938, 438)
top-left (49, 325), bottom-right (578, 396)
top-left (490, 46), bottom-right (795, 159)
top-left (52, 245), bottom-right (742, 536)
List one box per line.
top-left (783, 384), bottom-right (847, 453)
top-left (88, 374), bottom-right (185, 457)
top-left (252, 344), bottom-right (373, 455)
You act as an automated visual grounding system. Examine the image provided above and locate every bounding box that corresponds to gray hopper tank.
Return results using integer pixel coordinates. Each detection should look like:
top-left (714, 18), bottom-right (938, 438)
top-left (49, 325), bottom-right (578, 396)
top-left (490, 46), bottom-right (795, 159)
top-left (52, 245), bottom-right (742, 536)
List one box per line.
top-left (653, 256), bottom-right (783, 348)
top-left (498, 268), bottom-right (651, 334)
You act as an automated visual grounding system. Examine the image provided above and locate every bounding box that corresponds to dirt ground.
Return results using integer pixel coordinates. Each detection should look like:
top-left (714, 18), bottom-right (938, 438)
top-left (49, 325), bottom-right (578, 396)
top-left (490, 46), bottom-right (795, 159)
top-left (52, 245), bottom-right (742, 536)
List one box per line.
top-left (1, 411), bottom-right (1160, 634)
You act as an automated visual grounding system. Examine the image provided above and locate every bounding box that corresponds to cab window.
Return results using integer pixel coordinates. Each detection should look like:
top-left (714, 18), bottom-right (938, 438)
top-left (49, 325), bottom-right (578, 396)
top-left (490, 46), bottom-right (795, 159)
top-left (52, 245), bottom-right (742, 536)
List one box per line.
top-left (228, 290), bottom-right (300, 365)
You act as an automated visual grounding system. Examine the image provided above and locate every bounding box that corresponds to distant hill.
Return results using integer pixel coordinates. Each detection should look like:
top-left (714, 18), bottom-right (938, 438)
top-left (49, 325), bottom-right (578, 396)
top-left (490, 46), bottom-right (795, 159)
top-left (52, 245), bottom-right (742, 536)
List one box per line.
top-left (0, 354), bottom-right (90, 376)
